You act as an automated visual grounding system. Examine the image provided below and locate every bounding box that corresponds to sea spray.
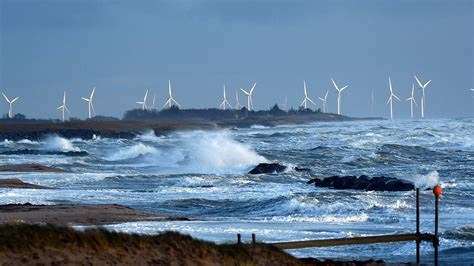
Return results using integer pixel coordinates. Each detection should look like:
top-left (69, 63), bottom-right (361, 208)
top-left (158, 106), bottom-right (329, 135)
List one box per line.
top-left (42, 135), bottom-right (80, 152)
top-left (414, 171), bottom-right (440, 190)
top-left (106, 143), bottom-right (158, 161)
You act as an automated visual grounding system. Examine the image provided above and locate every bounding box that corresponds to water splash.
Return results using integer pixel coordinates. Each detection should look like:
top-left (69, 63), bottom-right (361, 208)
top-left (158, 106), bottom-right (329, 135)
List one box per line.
top-left (414, 171), bottom-right (440, 190)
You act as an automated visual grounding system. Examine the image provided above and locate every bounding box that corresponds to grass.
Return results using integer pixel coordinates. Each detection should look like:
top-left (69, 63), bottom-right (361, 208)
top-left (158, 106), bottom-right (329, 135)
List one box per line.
top-left (0, 223), bottom-right (302, 265)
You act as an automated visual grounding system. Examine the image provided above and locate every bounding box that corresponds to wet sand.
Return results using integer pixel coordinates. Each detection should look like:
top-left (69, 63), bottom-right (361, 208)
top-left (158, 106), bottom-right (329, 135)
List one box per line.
top-left (0, 203), bottom-right (190, 225)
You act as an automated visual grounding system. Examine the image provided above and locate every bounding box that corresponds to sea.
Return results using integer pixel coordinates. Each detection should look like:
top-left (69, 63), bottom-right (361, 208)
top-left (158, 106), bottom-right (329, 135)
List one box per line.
top-left (0, 118), bottom-right (473, 265)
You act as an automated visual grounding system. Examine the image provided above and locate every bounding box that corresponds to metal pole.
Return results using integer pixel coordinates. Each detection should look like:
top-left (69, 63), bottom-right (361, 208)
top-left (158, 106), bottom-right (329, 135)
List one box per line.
top-left (252, 233), bottom-right (256, 244)
top-left (416, 188), bottom-right (420, 264)
top-left (237, 233), bottom-right (241, 244)
top-left (434, 195), bottom-right (439, 266)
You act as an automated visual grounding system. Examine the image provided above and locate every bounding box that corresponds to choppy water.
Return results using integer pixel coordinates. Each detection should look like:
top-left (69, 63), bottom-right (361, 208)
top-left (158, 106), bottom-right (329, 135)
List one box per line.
top-left (0, 118), bottom-right (473, 265)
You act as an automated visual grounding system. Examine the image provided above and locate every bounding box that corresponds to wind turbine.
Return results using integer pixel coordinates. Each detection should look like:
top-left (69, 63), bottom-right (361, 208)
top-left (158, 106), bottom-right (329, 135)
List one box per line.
top-left (219, 84), bottom-right (231, 110)
top-left (2, 92), bottom-right (19, 118)
top-left (163, 80), bottom-right (181, 109)
top-left (331, 78), bottom-right (349, 115)
top-left (136, 90), bottom-right (149, 110)
top-left (81, 87), bottom-right (96, 119)
top-left (300, 80), bottom-right (316, 109)
top-left (57, 91), bottom-right (70, 122)
top-left (406, 84), bottom-right (418, 119)
top-left (371, 89), bottom-right (375, 116)
top-left (318, 90), bottom-right (329, 113)
top-left (151, 93), bottom-right (156, 109)
top-left (414, 75), bottom-right (431, 118)
top-left (240, 83), bottom-right (257, 111)
top-left (386, 77), bottom-right (401, 120)
top-left (235, 90), bottom-right (243, 109)
top-left (282, 96), bottom-right (288, 112)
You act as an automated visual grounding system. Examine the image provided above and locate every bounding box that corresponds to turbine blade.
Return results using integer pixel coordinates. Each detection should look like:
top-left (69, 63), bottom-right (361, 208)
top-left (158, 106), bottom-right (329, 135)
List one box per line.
top-left (82, 97), bottom-right (90, 102)
top-left (90, 102), bottom-right (96, 115)
top-left (250, 83), bottom-right (257, 94)
top-left (325, 90), bottom-right (329, 99)
top-left (413, 99), bottom-right (418, 107)
top-left (331, 78), bottom-right (339, 90)
top-left (300, 99), bottom-right (306, 106)
top-left (393, 94), bottom-right (401, 101)
top-left (386, 96), bottom-right (391, 105)
top-left (57, 106), bottom-right (63, 110)
top-left (308, 98), bottom-right (316, 105)
top-left (65, 106), bottom-right (71, 114)
top-left (304, 80), bottom-right (307, 96)
top-left (90, 87), bottom-right (95, 99)
top-left (414, 75), bottom-right (423, 88)
top-left (318, 97), bottom-right (325, 101)
top-left (163, 99), bottom-right (171, 108)
top-left (11, 97), bottom-right (19, 103)
top-left (424, 80), bottom-right (432, 88)
top-left (2, 93), bottom-right (9, 103)
top-left (240, 88), bottom-right (249, 95)
top-left (389, 77), bottom-right (392, 92)
top-left (340, 85), bottom-right (348, 92)
top-left (63, 91), bottom-right (67, 104)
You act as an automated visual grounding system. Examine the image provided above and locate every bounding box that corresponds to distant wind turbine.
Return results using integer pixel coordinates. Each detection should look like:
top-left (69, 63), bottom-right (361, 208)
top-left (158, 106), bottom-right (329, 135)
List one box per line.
top-left (57, 91), bottom-right (70, 122)
top-left (240, 83), bottom-right (257, 111)
top-left (406, 84), bottom-right (418, 119)
top-left (163, 80), bottom-right (181, 108)
top-left (282, 96), bottom-right (288, 112)
top-left (331, 78), bottom-right (349, 115)
top-left (386, 77), bottom-right (401, 120)
top-left (300, 80), bottom-right (316, 109)
top-left (151, 93), bottom-right (156, 109)
top-left (81, 87), bottom-right (96, 119)
top-left (318, 90), bottom-right (329, 113)
top-left (219, 84), bottom-right (232, 110)
top-left (136, 90), bottom-right (149, 110)
top-left (2, 92), bottom-right (19, 119)
top-left (371, 89), bottom-right (375, 116)
top-left (414, 75), bottom-right (432, 118)
top-left (234, 90), bottom-right (243, 109)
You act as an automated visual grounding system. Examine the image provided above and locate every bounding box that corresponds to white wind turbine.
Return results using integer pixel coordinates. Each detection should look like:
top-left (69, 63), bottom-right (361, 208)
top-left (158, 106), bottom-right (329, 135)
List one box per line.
top-left (163, 80), bottom-right (181, 108)
top-left (219, 84), bottom-right (232, 110)
top-left (386, 77), bottom-right (401, 120)
top-left (81, 87), bottom-right (96, 119)
top-left (151, 93), bottom-right (156, 109)
top-left (300, 80), bottom-right (316, 109)
top-left (406, 84), bottom-right (418, 119)
top-left (282, 96), bottom-right (288, 112)
top-left (414, 75), bottom-right (431, 118)
top-left (318, 90), bottom-right (329, 113)
top-left (234, 90), bottom-right (243, 109)
top-left (240, 83), bottom-right (257, 111)
top-left (331, 78), bottom-right (349, 115)
top-left (2, 92), bottom-right (19, 119)
top-left (136, 90), bottom-right (149, 110)
top-left (57, 91), bottom-right (70, 122)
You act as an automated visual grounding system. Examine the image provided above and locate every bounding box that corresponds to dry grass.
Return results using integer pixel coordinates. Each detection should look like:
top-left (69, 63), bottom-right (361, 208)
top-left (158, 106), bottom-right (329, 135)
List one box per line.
top-left (0, 223), bottom-right (302, 265)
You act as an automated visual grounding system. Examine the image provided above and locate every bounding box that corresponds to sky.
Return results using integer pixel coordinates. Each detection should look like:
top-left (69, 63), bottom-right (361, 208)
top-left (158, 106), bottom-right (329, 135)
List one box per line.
top-left (0, 0), bottom-right (473, 119)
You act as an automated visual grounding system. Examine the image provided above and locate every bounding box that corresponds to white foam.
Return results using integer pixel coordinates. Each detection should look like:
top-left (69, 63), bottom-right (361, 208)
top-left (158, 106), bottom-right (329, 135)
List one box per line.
top-left (42, 135), bottom-right (80, 152)
top-left (136, 130), bottom-right (162, 142)
top-left (414, 171), bottom-right (440, 190)
top-left (17, 139), bottom-right (39, 145)
top-left (106, 143), bottom-right (158, 161)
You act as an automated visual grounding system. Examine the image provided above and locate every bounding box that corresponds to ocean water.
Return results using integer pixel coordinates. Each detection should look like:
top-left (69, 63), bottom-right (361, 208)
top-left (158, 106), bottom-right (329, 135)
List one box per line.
top-left (0, 118), bottom-right (473, 265)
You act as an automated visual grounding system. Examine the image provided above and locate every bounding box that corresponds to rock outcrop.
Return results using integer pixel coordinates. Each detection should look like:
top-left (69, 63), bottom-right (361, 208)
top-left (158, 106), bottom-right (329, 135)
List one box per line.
top-left (307, 175), bottom-right (414, 191)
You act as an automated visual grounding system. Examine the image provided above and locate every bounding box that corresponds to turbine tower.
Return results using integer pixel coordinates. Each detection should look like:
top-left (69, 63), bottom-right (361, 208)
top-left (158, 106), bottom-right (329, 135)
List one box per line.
top-left (219, 84), bottom-right (231, 110)
top-left (331, 78), bottom-right (349, 115)
top-left (318, 90), bottom-right (329, 113)
top-left (163, 80), bottom-right (181, 109)
top-left (57, 91), bottom-right (70, 122)
top-left (1, 92), bottom-right (19, 118)
top-left (414, 75), bottom-right (431, 118)
top-left (136, 90), bottom-right (148, 110)
top-left (386, 77), bottom-right (401, 120)
top-left (234, 90), bottom-right (243, 109)
top-left (282, 96), bottom-right (288, 112)
top-left (406, 84), bottom-right (417, 119)
top-left (240, 83), bottom-right (256, 111)
top-left (300, 80), bottom-right (316, 109)
top-left (81, 87), bottom-right (96, 119)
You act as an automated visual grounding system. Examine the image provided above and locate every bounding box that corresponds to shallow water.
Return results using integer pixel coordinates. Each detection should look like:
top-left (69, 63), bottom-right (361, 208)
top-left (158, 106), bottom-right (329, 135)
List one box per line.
top-left (0, 118), bottom-right (473, 265)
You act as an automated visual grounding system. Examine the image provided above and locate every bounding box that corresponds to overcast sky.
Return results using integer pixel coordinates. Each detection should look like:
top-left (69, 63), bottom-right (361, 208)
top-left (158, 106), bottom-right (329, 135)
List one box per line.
top-left (0, 0), bottom-right (473, 119)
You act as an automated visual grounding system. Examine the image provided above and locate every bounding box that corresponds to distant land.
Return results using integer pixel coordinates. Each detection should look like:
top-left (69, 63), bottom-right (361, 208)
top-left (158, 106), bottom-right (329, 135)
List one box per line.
top-left (0, 105), bottom-right (382, 140)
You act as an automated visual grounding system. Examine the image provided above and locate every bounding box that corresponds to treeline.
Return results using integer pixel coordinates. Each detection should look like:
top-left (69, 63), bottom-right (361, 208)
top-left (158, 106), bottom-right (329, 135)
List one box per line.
top-left (123, 105), bottom-right (322, 121)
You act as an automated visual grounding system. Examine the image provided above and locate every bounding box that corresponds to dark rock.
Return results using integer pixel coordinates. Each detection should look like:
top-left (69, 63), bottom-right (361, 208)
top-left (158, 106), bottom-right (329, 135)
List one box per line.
top-left (0, 149), bottom-right (88, 157)
top-left (248, 163), bottom-right (287, 174)
top-left (294, 167), bottom-right (311, 172)
top-left (308, 175), bottom-right (414, 192)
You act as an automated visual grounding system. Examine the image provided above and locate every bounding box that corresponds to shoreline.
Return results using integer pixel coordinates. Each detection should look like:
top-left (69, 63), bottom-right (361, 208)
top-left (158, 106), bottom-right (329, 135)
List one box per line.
top-left (0, 114), bottom-right (382, 141)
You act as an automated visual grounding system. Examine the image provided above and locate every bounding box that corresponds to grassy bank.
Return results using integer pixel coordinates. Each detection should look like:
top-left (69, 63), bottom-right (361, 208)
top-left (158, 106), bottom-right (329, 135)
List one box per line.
top-left (0, 223), bottom-right (301, 265)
